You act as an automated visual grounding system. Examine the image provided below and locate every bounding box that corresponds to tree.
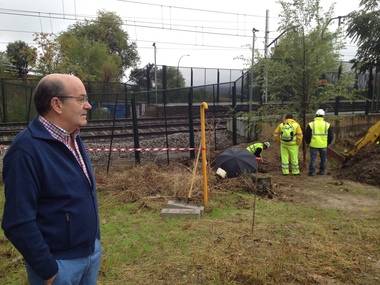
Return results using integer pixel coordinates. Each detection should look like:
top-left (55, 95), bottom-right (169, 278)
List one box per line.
top-left (129, 64), bottom-right (186, 89)
top-left (0, 52), bottom-right (11, 77)
top-left (57, 34), bottom-right (122, 82)
top-left (346, 0), bottom-right (380, 104)
top-left (6, 41), bottom-right (37, 79)
top-left (33, 33), bottom-right (60, 75)
top-left (255, 0), bottom-right (344, 112)
top-left (129, 64), bottom-right (154, 88)
top-left (346, 0), bottom-right (380, 72)
top-left (59, 11), bottom-right (139, 81)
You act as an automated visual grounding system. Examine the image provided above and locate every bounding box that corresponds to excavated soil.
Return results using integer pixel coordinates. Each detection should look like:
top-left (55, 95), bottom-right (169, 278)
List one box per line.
top-left (337, 144), bottom-right (380, 186)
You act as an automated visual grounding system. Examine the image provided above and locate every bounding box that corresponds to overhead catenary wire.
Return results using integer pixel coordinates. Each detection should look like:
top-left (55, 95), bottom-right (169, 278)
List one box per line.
top-left (0, 7), bottom-right (357, 59)
top-left (0, 9), bottom-right (267, 38)
top-left (0, 30), bottom-right (258, 50)
top-left (116, 0), bottom-right (279, 18)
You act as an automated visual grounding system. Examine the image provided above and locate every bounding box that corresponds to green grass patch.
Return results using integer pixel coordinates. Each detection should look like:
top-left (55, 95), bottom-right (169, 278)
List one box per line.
top-left (1, 185), bottom-right (380, 284)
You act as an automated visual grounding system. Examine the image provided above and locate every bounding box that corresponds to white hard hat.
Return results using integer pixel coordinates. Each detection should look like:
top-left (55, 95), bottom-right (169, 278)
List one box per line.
top-left (316, 109), bottom-right (325, 116)
top-left (264, 142), bottom-right (270, 148)
top-left (216, 168), bottom-right (227, 178)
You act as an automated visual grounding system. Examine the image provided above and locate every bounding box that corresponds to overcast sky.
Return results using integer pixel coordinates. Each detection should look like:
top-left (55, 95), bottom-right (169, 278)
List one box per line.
top-left (0, 0), bottom-right (360, 71)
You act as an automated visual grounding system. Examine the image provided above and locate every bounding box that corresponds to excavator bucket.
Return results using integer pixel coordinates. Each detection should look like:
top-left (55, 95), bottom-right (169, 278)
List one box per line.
top-left (346, 120), bottom-right (380, 157)
top-left (329, 120), bottom-right (380, 165)
top-left (327, 147), bottom-right (347, 163)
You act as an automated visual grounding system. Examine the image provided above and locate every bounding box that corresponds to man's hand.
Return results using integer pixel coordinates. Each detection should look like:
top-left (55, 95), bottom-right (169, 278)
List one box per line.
top-left (44, 274), bottom-right (56, 285)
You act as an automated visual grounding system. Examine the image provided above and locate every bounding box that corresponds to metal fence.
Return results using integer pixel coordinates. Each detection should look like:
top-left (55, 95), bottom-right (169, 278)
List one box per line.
top-left (1, 66), bottom-right (380, 166)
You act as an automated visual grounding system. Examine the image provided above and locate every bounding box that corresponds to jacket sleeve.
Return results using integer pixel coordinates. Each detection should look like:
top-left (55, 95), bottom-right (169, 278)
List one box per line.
top-left (304, 125), bottom-right (312, 144)
top-left (273, 124), bottom-right (281, 142)
top-left (1, 149), bottom-right (58, 280)
top-left (296, 123), bottom-right (303, 145)
top-left (254, 148), bottom-right (262, 157)
top-left (328, 126), bottom-right (334, 145)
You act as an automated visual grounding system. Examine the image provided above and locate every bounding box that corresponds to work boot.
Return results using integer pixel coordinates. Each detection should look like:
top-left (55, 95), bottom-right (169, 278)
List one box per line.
top-left (308, 172), bottom-right (315, 176)
top-left (317, 171), bottom-right (325, 175)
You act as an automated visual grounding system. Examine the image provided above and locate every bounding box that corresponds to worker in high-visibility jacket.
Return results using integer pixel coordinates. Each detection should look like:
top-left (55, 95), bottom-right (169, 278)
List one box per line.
top-left (304, 109), bottom-right (334, 176)
top-left (273, 114), bottom-right (303, 175)
top-left (246, 141), bottom-right (270, 158)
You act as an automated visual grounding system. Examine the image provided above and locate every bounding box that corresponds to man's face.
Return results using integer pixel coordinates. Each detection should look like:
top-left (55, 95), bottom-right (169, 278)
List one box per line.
top-left (59, 79), bottom-right (92, 131)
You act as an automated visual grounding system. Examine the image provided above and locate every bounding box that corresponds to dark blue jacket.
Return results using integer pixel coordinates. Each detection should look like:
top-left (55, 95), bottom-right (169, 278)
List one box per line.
top-left (1, 118), bottom-right (100, 280)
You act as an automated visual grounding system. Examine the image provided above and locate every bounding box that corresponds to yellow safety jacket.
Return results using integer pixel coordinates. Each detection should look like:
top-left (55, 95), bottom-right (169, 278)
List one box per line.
top-left (309, 117), bottom-right (330, 148)
top-left (274, 119), bottom-right (303, 146)
top-left (246, 142), bottom-right (263, 154)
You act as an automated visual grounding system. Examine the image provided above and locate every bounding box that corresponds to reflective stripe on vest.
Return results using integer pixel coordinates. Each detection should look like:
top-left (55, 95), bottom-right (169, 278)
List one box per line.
top-left (247, 142), bottom-right (263, 153)
top-left (309, 118), bottom-right (330, 148)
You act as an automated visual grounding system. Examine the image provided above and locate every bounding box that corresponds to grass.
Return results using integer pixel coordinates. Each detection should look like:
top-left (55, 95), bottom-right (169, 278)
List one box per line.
top-left (1, 180), bottom-right (380, 284)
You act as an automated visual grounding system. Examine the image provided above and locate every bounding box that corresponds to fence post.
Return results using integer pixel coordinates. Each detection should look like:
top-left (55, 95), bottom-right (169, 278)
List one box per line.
top-left (216, 69), bottom-right (220, 103)
top-left (232, 82), bottom-right (237, 145)
top-left (131, 93), bottom-right (140, 164)
top-left (1, 79), bottom-right (7, 122)
top-left (212, 84), bottom-right (217, 150)
top-left (240, 70), bottom-right (244, 103)
top-left (365, 99), bottom-right (370, 115)
top-left (124, 84), bottom-right (129, 118)
top-left (146, 66), bottom-right (151, 104)
top-left (334, 96), bottom-right (340, 115)
top-left (26, 86), bottom-right (33, 122)
top-left (188, 68), bottom-right (195, 159)
top-left (162, 65), bottom-right (170, 165)
top-left (86, 82), bottom-right (92, 121)
top-left (106, 88), bottom-right (120, 174)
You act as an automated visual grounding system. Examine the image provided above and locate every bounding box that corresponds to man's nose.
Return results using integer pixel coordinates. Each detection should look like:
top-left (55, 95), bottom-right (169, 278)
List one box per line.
top-left (83, 101), bottom-right (92, 110)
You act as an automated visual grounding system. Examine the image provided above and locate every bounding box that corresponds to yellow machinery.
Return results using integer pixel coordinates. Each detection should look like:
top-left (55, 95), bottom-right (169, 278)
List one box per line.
top-left (344, 120), bottom-right (380, 158)
top-left (328, 120), bottom-right (380, 163)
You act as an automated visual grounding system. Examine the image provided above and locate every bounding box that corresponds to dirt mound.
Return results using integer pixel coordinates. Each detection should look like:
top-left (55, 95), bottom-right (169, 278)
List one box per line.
top-left (337, 144), bottom-right (380, 186)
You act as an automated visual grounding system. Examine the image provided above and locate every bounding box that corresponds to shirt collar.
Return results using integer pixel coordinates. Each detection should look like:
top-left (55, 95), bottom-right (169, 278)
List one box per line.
top-left (38, 115), bottom-right (80, 144)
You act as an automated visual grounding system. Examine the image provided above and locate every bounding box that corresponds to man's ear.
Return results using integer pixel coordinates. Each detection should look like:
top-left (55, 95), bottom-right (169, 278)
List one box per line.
top-left (50, 97), bottom-right (64, 114)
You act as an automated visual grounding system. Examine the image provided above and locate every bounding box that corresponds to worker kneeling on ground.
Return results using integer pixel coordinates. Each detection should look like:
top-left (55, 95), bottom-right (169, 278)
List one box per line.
top-left (246, 141), bottom-right (270, 159)
top-left (273, 114), bottom-right (303, 175)
top-left (305, 109), bottom-right (334, 176)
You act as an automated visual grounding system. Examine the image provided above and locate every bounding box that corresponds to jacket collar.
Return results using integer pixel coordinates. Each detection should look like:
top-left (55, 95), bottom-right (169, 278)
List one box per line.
top-left (28, 117), bottom-right (57, 141)
top-left (284, 118), bottom-right (296, 124)
top-left (28, 117), bottom-right (95, 187)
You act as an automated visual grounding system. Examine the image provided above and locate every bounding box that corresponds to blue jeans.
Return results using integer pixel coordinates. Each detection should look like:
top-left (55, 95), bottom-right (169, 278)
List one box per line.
top-left (309, 147), bottom-right (327, 175)
top-left (26, 239), bottom-right (102, 285)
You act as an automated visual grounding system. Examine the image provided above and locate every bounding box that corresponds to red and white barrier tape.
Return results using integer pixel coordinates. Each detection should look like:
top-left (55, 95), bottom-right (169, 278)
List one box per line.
top-left (0, 145), bottom-right (197, 153)
top-left (87, 147), bottom-right (197, 153)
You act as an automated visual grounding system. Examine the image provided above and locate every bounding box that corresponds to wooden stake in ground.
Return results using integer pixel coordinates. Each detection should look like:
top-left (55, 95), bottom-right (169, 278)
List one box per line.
top-left (251, 158), bottom-right (260, 235)
top-left (187, 145), bottom-right (201, 202)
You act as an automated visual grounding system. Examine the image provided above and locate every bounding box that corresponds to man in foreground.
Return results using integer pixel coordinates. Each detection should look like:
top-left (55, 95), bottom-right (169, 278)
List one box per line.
top-left (2, 74), bottom-right (101, 285)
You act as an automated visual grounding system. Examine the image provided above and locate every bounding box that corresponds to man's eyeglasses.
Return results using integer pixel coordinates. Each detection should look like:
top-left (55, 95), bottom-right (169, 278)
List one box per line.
top-left (57, 95), bottom-right (89, 104)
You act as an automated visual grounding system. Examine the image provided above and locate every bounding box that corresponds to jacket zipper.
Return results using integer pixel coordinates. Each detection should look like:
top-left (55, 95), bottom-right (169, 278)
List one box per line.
top-left (65, 213), bottom-right (71, 247)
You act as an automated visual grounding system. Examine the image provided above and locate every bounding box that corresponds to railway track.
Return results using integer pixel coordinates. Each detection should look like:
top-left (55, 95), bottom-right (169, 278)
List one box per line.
top-left (0, 115), bottom-right (228, 145)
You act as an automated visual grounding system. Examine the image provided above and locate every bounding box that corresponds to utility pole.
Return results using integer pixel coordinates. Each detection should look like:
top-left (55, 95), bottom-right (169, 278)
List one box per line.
top-left (336, 16), bottom-right (345, 81)
top-left (249, 27), bottom-right (259, 112)
top-left (264, 9), bottom-right (269, 103)
top-left (177, 54), bottom-right (190, 87)
top-left (152, 42), bottom-right (157, 104)
top-left (301, 27), bottom-right (308, 168)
